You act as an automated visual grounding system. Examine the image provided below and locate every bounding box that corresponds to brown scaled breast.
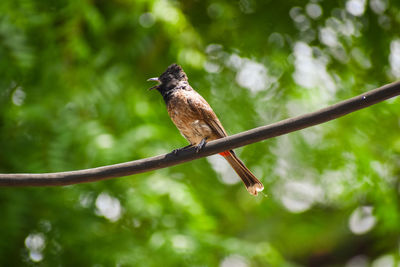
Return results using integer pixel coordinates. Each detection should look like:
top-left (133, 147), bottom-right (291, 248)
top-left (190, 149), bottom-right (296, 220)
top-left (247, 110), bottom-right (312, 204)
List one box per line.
top-left (166, 88), bottom-right (226, 146)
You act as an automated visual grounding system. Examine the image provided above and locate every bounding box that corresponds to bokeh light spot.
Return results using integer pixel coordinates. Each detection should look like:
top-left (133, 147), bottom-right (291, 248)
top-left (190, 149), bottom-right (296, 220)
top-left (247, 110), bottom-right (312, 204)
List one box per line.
top-left (171, 234), bottom-right (195, 253)
top-left (345, 255), bottom-right (369, 267)
top-left (346, 0), bottom-right (366, 16)
top-left (220, 254), bottom-right (248, 267)
top-left (236, 60), bottom-right (271, 92)
top-left (139, 13), bottom-right (155, 28)
top-left (306, 3), bottom-right (323, 19)
top-left (280, 180), bottom-right (323, 213)
top-left (95, 134), bottom-right (114, 149)
top-left (370, 0), bottom-right (387, 14)
top-left (348, 206), bottom-right (376, 235)
top-left (371, 254), bottom-right (394, 267)
top-left (389, 39), bottom-right (400, 78)
top-left (25, 233), bottom-right (46, 262)
top-left (95, 192), bottom-right (122, 222)
top-left (12, 87), bottom-right (26, 106)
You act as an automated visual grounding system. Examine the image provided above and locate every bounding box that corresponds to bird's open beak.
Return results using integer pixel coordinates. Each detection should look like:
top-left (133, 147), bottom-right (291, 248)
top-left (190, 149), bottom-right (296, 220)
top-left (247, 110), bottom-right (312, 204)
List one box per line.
top-left (147, 77), bottom-right (160, 90)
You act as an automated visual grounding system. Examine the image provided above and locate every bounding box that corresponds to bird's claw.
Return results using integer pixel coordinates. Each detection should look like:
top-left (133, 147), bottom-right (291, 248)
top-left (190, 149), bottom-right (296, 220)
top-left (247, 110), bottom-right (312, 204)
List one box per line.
top-left (195, 138), bottom-right (207, 153)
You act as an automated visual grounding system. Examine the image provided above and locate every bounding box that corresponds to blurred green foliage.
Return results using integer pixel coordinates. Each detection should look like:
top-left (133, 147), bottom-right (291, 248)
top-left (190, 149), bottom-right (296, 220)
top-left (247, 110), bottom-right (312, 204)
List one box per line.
top-left (1, 0), bottom-right (400, 266)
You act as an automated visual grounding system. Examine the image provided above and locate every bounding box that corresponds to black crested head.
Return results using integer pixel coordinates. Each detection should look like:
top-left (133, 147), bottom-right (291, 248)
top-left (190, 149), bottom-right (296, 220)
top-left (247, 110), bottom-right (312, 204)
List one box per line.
top-left (158, 63), bottom-right (188, 90)
top-left (148, 64), bottom-right (189, 103)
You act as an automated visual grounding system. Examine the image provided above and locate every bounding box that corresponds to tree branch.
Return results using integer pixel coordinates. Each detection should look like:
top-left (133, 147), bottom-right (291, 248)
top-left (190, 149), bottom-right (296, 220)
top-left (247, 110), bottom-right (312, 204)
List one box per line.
top-left (1, 81), bottom-right (399, 186)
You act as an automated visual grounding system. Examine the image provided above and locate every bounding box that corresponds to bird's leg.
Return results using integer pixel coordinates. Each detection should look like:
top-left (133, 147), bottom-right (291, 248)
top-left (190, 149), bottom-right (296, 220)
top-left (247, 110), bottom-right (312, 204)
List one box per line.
top-left (172, 144), bottom-right (193, 155)
top-left (195, 138), bottom-right (207, 153)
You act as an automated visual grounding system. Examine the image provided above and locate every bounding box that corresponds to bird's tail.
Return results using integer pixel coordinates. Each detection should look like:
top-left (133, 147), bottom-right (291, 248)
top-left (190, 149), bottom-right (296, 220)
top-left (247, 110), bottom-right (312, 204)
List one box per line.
top-left (219, 150), bottom-right (264, 196)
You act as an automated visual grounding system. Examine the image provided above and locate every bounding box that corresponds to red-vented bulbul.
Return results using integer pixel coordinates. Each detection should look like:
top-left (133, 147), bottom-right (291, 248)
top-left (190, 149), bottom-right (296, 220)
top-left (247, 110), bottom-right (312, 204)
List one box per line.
top-left (148, 64), bottom-right (264, 196)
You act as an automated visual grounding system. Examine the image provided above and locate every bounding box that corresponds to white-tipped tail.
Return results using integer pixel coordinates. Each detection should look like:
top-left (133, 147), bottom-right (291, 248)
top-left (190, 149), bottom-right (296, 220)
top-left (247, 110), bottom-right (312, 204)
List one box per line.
top-left (222, 150), bottom-right (264, 196)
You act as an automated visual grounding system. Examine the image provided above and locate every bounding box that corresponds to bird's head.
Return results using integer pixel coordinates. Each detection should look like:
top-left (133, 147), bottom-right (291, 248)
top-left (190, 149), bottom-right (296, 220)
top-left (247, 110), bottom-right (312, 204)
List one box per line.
top-left (147, 64), bottom-right (188, 93)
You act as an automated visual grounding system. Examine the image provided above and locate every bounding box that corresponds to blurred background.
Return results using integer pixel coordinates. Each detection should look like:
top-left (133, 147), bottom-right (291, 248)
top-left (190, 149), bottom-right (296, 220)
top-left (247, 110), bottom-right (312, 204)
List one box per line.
top-left (1, 0), bottom-right (400, 266)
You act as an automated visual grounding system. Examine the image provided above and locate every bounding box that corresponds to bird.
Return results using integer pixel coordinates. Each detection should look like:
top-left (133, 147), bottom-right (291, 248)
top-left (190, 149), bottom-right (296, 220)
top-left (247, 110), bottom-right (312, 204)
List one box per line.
top-left (148, 63), bottom-right (264, 196)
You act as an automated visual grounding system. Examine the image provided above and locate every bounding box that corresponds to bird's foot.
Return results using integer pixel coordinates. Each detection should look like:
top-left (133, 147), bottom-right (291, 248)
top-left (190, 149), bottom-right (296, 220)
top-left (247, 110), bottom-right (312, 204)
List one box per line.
top-left (195, 138), bottom-right (207, 153)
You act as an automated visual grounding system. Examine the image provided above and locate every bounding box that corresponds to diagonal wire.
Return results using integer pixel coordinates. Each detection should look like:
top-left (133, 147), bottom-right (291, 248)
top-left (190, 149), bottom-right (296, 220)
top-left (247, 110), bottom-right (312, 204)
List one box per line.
top-left (0, 81), bottom-right (399, 186)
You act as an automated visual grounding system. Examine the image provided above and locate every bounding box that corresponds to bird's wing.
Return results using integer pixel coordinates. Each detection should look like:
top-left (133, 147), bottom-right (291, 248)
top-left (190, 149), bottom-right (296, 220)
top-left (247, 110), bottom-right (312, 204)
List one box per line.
top-left (186, 91), bottom-right (228, 138)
